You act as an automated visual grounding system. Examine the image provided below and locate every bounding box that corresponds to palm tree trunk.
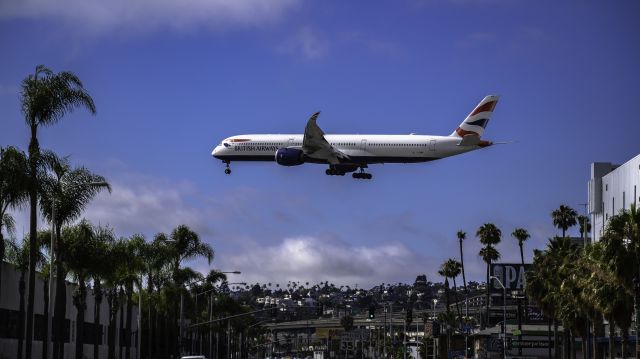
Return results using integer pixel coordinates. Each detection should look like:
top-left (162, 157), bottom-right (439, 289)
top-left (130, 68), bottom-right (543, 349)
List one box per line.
top-left (147, 274), bottom-right (154, 359)
top-left (93, 281), bottom-right (102, 359)
top-left (554, 318), bottom-right (560, 359)
top-left (621, 327), bottom-right (628, 359)
top-left (564, 330), bottom-right (570, 359)
top-left (593, 321), bottom-right (600, 359)
top-left (548, 318), bottom-right (553, 359)
top-left (459, 238), bottom-right (468, 338)
top-left (18, 271), bottom-right (26, 359)
top-left (571, 332), bottom-right (576, 359)
top-left (54, 225), bottom-right (66, 359)
top-left (108, 288), bottom-right (118, 359)
top-left (74, 279), bottom-right (87, 359)
top-left (43, 278), bottom-right (49, 359)
top-left (119, 288), bottom-right (125, 359)
top-left (26, 128), bottom-right (39, 359)
top-left (608, 315), bottom-right (615, 359)
top-left (125, 285), bottom-right (133, 359)
top-left (452, 277), bottom-right (462, 327)
top-left (519, 243), bottom-right (524, 267)
top-left (26, 174), bottom-right (37, 359)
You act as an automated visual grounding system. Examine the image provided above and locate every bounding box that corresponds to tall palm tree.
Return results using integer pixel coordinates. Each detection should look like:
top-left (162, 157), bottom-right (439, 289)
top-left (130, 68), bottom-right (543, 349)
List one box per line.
top-left (442, 258), bottom-right (463, 323)
top-left (122, 234), bottom-right (146, 359)
top-left (477, 223), bottom-right (501, 328)
top-left (39, 155), bottom-right (109, 359)
top-left (0, 146), bottom-right (29, 304)
top-left (91, 225), bottom-right (116, 359)
top-left (165, 225), bottom-right (214, 280)
top-left (551, 204), bottom-right (578, 238)
top-left (21, 65), bottom-right (96, 358)
top-left (511, 228), bottom-right (530, 266)
top-left (479, 245), bottom-right (500, 328)
top-left (159, 225), bottom-right (213, 356)
top-left (103, 237), bottom-right (129, 359)
top-left (64, 220), bottom-right (102, 359)
top-left (457, 230), bottom-right (469, 317)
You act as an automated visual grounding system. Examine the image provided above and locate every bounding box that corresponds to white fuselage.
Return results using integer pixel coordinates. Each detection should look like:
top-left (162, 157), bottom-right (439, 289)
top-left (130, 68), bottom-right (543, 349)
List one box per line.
top-left (212, 134), bottom-right (480, 165)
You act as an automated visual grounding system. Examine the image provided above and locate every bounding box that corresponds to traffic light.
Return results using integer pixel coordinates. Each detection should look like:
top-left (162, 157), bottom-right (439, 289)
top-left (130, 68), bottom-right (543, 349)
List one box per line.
top-left (368, 305), bottom-right (376, 319)
top-left (406, 308), bottom-right (413, 325)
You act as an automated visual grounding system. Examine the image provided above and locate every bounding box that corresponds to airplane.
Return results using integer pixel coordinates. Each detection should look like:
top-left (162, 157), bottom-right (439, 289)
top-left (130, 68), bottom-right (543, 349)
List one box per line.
top-left (212, 95), bottom-right (500, 180)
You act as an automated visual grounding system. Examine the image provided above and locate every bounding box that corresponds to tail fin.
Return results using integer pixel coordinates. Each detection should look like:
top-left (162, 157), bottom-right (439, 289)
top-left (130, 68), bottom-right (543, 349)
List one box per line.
top-left (450, 95), bottom-right (499, 137)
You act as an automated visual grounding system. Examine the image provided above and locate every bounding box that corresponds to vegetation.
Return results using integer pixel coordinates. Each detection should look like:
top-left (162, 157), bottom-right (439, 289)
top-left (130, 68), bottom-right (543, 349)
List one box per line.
top-left (3, 65), bottom-right (640, 359)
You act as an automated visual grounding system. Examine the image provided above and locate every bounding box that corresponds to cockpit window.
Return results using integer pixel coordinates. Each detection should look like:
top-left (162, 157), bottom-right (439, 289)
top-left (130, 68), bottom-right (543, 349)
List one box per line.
top-left (223, 143), bottom-right (230, 148)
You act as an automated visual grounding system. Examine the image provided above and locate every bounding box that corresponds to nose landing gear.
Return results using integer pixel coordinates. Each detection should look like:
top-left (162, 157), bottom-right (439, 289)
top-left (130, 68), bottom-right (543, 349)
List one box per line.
top-left (223, 161), bottom-right (231, 175)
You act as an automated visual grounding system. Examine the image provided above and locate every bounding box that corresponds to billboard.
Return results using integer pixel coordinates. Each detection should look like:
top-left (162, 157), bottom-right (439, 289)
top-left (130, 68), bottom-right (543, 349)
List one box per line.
top-left (490, 263), bottom-right (531, 293)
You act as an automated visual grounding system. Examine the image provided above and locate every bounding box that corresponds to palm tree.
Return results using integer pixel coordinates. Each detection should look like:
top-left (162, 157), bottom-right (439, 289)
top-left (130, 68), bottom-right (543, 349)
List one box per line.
top-left (442, 259), bottom-right (463, 323)
top-left (90, 225), bottom-right (116, 359)
top-left (122, 234), bottom-right (146, 359)
top-left (21, 65), bottom-right (96, 358)
top-left (577, 215), bottom-right (591, 241)
top-left (39, 155), bottom-right (109, 359)
top-left (158, 225), bottom-right (213, 356)
top-left (477, 223), bottom-right (501, 328)
top-left (457, 230), bottom-right (469, 318)
top-left (103, 237), bottom-right (129, 359)
top-left (164, 225), bottom-right (214, 280)
top-left (64, 220), bottom-right (102, 359)
top-left (479, 245), bottom-right (500, 327)
top-left (511, 228), bottom-right (530, 266)
top-left (551, 204), bottom-right (578, 238)
top-left (0, 146), bottom-right (29, 303)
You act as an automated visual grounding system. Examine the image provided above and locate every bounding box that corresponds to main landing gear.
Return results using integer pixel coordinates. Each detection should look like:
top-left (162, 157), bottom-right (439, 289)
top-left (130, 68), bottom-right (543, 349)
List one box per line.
top-left (352, 170), bottom-right (372, 180)
top-left (325, 168), bottom-right (346, 176)
top-left (223, 161), bottom-right (231, 175)
top-left (325, 166), bottom-right (372, 180)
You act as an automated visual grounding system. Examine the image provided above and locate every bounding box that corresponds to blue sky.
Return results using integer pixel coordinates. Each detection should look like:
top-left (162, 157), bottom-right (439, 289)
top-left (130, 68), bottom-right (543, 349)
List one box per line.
top-left (1, 0), bottom-right (639, 287)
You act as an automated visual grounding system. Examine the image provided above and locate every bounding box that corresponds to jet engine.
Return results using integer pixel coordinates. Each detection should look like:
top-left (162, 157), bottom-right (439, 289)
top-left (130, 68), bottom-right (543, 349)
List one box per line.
top-left (275, 148), bottom-right (304, 166)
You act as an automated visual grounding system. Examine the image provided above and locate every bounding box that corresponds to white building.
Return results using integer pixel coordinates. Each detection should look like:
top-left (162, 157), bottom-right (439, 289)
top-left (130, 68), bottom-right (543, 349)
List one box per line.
top-left (0, 261), bottom-right (138, 359)
top-left (588, 153), bottom-right (640, 242)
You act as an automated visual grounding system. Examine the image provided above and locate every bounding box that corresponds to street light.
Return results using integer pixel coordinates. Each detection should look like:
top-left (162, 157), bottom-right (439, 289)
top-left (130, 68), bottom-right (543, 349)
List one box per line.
top-left (47, 181), bottom-right (109, 359)
top-left (490, 275), bottom-right (507, 359)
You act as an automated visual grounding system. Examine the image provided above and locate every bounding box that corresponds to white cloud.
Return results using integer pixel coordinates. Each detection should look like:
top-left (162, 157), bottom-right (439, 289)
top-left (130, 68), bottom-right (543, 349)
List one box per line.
top-left (0, 0), bottom-right (299, 33)
top-left (217, 235), bottom-right (440, 288)
top-left (83, 176), bottom-right (215, 238)
top-left (278, 26), bottom-right (330, 60)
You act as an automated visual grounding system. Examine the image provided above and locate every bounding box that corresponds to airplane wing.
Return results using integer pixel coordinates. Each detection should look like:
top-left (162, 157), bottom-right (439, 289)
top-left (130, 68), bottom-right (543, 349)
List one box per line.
top-left (302, 112), bottom-right (350, 165)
